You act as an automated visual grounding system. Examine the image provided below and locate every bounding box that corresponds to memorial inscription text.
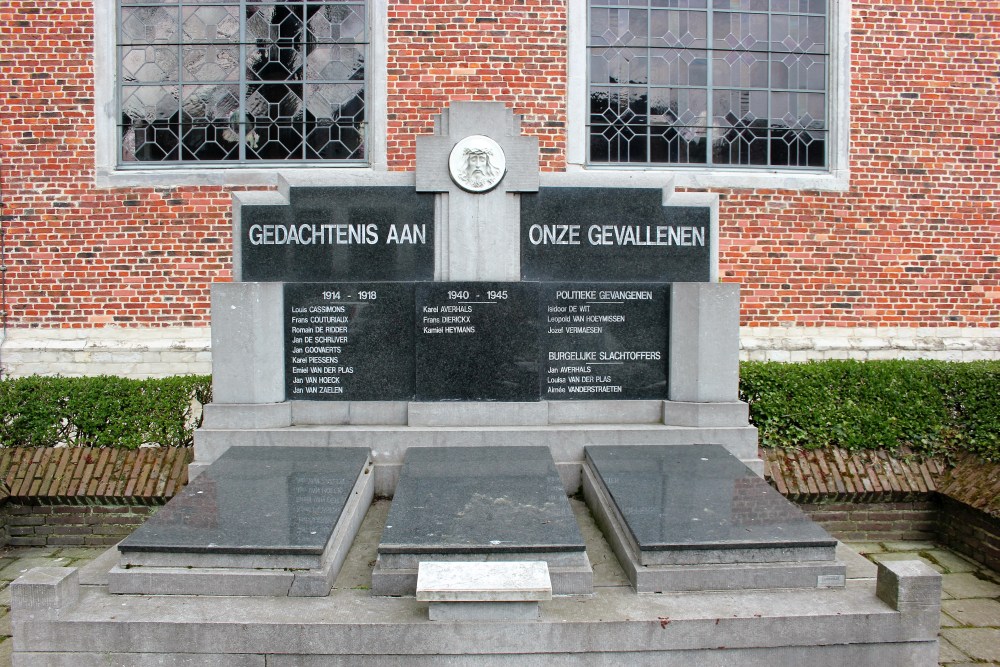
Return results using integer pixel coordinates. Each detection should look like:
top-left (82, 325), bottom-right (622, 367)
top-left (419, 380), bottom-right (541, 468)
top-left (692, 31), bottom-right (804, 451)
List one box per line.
top-left (284, 282), bottom-right (669, 402)
top-left (284, 283), bottom-right (416, 401)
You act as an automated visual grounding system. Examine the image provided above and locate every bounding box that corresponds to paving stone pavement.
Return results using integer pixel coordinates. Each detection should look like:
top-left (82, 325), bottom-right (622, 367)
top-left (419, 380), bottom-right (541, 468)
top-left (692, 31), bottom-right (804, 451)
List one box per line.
top-left (847, 541), bottom-right (1000, 667)
top-left (0, 545), bottom-right (109, 667)
top-left (0, 540), bottom-right (996, 666)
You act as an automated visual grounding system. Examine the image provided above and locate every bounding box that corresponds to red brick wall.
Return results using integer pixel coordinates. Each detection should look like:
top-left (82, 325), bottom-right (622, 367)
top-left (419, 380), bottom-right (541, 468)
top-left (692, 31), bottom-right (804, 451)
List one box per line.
top-left (721, 2), bottom-right (999, 327)
top-left (4, 502), bottom-right (160, 548)
top-left (938, 497), bottom-right (1000, 573)
top-left (385, 1), bottom-right (567, 171)
top-left (799, 500), bottom-right (940, 542)
top-left (0, 2), bottom-right (232, 328)
top-left (0, 1), bottom-right (996, 330)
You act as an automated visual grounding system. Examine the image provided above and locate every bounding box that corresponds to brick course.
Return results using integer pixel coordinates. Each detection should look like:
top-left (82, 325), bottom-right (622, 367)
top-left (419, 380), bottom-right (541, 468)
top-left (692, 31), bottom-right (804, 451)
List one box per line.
top-left (764, 447), bottom-right (1000, 568)
top-left (797, 499), bottom-right (940, 542)
top-left (0, 447), bottom-right (190, 504)
top-left (4, 502), bottom-right (158, 547)
top-left (0, 1), bottom-right (996, 332)
top-left (0, 446), bottom-right (186, 547)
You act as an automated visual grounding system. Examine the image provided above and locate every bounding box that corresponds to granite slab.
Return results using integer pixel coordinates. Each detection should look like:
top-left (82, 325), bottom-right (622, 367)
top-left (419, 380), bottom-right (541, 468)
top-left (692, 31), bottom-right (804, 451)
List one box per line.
top-left (539, 282), bottom-right (668, 400)
top-left (520, 187), bottom-right (711, 282)
top-left (585, 444), bottom-right (837, 553)
top-left (414, 283), bottom-right (540, 401)
top-left (240, 186), bottom-right (434, 282)
top-left (284, 282), bottom-right (416, 401)
top-left (378, 447), bottom-right (585, 555)
top-left (119, 446), bottom-right (371, 556)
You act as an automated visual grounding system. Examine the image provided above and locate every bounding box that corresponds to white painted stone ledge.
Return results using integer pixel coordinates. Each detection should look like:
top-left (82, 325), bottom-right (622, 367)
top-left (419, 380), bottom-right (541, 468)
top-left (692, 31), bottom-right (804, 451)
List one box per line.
top-left (741, 326), bottom-right (1000, 362)
top-left (0, 327), bottom-right (212, 378)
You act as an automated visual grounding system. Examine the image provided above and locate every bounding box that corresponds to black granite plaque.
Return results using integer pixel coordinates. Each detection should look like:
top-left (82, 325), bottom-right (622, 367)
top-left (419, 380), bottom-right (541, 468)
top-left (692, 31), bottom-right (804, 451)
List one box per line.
top-left (241, 187), bottom-right (435, 282)
top-left (541, 283), bottom-right (668, 400)
top-left (119, 446), bottom-right (370, 555)
top-left (414, 282), bottom-right (540, 401)
top-left (285, 282), bottom-right (415, 401)
top-left (521, 187), bottom-right (711, 282)
top-left (379, 446), bottom-right (585, 554)
top-left (586, 445), bottom-right (836, 551)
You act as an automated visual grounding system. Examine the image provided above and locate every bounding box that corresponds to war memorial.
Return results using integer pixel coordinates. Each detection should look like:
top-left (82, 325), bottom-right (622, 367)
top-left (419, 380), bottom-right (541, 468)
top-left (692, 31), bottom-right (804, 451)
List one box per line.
top-left (10, 103), bottom-right (942, 664)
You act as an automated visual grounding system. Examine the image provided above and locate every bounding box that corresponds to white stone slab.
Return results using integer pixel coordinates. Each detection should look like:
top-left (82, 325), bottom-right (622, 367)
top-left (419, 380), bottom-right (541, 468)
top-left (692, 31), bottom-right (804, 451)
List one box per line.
top-left (416, 561), bottom-right (552, 602)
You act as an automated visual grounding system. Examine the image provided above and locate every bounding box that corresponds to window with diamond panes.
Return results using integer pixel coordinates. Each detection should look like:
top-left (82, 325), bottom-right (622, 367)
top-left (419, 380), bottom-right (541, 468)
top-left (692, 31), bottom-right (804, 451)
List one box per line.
top-left (118, 1), bottom-right (367, 164)
top-left (589, 0), bottom-right (827, 168)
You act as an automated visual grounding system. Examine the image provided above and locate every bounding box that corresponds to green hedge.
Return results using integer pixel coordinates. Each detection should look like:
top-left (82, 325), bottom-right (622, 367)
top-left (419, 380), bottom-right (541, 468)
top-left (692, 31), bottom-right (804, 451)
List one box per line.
top-left (740, 360), bottom-right (1000, 461)
top-left (2, 364), bottom-right (997, 459)
top-left (0, 375), bottom-right (212, 449)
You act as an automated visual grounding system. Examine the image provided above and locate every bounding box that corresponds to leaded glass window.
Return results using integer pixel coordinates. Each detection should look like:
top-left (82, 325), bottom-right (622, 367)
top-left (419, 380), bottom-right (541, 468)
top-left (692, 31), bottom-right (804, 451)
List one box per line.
top-left (589, 0), bottom-right (828, 168)
top-left (118, 1), bottom-right (367, 164)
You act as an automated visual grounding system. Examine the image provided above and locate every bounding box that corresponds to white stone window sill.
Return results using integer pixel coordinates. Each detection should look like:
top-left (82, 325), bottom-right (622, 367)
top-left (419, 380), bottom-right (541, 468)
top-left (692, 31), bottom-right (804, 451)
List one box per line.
top-left (550, 165), bottom-right (850, 192)
top-left (94, 167), bottom-right (414, 190)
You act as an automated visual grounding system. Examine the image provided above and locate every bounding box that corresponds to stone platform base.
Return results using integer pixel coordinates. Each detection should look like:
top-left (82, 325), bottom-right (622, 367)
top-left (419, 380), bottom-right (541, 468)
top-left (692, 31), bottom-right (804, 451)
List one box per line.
top-left (12, 500), bottom-right (941, 666)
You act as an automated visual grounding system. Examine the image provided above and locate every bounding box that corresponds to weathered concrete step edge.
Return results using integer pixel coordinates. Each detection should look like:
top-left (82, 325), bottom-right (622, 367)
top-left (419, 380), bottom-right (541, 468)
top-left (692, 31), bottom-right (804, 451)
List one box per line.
top-left (14, 585), bottom-right (937, 656)
top-left (6, 645), bottom-right (942, 666)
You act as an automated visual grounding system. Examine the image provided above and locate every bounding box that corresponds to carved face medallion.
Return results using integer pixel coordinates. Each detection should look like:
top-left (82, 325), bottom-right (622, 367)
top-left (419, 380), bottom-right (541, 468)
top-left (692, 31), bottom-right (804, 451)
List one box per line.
top-left (448, 135), bottom-right (507, 193)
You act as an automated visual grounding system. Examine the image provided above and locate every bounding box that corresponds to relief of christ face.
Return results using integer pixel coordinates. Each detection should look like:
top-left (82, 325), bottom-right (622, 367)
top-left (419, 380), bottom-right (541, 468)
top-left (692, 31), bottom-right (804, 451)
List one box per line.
top-left (462, 148), bottom-right (499, 188)
top-left (448, 135), bottom-right (507, 194)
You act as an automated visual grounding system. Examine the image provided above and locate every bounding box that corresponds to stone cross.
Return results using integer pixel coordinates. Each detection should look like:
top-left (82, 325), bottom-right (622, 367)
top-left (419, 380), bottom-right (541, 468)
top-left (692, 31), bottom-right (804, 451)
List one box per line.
top-left (416, 102), bottom-right (539, 281)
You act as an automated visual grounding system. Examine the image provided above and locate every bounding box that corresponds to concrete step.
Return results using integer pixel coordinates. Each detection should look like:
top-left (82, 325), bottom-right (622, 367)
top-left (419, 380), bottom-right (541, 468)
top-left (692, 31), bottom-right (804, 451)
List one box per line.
top-left (12, 566), bottom-right (941, 665)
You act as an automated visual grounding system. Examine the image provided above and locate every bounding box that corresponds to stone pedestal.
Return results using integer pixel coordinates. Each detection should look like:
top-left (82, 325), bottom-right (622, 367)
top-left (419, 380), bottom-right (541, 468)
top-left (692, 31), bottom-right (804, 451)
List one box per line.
top-left (669, 282), bottom-right (741, 403)
top-left (417, 561), bottom-right (551, 621)
top-left (211, 282), bottom-right (285, 404)
top-left (416, 102), bottom-right (539, 281)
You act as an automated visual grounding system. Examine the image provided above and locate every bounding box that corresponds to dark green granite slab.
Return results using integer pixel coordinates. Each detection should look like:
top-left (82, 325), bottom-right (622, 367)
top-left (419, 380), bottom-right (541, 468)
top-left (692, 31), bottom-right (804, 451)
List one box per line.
top-left (379, 446), bottom-right (585, 554)
top-left (540, 282), bottom-right (668, 400)
top-left (241, 186), bottom-right (434, 282)
top-left (520, 187), bottom-right (711, 282)
top-left (586, 445), bottom-right (836, 551)
top-left (119, 446), bottom-right (369, 555)
top-left (284, 282), bottom-right (416, 401)
top-left (414, 283), bottom-right (541, 401)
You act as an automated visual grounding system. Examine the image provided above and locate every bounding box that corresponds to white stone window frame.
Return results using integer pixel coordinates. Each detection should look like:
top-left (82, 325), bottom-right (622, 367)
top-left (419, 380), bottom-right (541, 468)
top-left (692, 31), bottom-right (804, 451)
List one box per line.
top-left (93, 0), bottom-right (401, 189)
top-left (566, 1), bottom-right (851, 192)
